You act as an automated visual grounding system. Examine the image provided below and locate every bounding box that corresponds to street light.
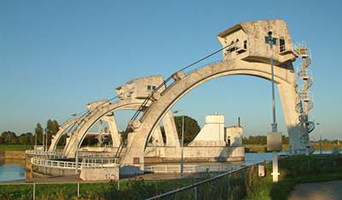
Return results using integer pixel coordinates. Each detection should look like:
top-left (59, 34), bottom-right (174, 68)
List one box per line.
top-left (265, 30), bottom-right (278, 132)
top-left (173, 110), bottom-right (184, 178)
top-left (265, 30), bottom-right (281, 183)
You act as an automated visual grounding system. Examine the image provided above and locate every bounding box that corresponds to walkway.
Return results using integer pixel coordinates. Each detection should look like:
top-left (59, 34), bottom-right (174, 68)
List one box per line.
top-left (289, 180), bottom-right (342, 200)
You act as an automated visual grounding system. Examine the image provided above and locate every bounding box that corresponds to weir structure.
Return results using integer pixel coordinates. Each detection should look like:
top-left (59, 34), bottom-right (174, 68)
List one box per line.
top-left (27, 19), bottom-right (315, 177)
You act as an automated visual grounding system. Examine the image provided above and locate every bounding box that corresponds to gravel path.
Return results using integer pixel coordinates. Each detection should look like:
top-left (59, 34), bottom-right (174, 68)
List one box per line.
top-left (289, 180), bottom-right (342, 200)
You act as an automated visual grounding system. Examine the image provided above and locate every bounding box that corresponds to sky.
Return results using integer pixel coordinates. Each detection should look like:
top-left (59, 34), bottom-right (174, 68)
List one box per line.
top-left (0, 0), bottom-right (341, 140)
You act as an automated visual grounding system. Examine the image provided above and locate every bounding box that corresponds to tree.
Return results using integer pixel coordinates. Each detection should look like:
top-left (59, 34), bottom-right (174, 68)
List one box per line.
top-left (19, 134), bottom-right (28, 145)
top-left (25, 132), bottom-right (34, 145)
top-left (19, 132), bottom-right (34, 145)
top-left (1, 131), bottom-right (17, 144)
top-left (45, 119), bottom-right (59, 146)
top-left (0, 136), bottom-right (4, 144)
top-left (35, 123), bottom-right (44, 145)
top-left (174, 115), bottom-right (200, 144)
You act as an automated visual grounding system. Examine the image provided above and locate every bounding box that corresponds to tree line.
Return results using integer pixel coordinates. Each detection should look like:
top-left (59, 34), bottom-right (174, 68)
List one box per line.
top-left (242, 135), bottom-right (290, 145)
top-left (0, 119), bottom-right (59, 145)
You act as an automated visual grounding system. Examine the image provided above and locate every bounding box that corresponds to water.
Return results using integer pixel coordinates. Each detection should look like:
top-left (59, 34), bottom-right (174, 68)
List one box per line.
top-left (0, 159), bottom-right (26, 182)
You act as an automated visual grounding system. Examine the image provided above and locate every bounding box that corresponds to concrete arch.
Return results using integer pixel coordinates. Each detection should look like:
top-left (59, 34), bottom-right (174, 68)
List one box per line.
top-left (121, 59), bottom-right (304, 169)
top-left (62, 99), bottom-right (180, 157)
top-left (49, 118), bottom-right (79, 152)
top-left (63, 100), bottom-right (142, 157)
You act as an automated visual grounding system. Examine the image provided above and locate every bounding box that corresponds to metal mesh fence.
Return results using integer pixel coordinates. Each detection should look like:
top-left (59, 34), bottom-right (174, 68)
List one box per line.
top-left (146, 162), bottom-right (262, 200)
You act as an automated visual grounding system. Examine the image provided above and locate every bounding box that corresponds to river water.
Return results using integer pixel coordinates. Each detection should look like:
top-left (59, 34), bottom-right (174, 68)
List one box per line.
top-left (0, 159), bottom-right (26, 182)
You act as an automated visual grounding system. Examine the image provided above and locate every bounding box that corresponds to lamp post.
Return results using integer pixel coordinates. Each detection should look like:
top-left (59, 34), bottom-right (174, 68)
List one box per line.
top-left (265, 30), bottom-right (278, 133)
top-left (265, 30), bottom-right (280, 183)
top-left (173, 110), bottom-right (184, 178)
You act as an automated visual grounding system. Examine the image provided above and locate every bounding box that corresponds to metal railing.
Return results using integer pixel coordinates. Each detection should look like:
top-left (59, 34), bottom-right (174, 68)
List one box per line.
top-left (26, 150), bottom-right (64, 158)
top-left (145, 164), bottom-right (241, 174)
top-left (31, 157), bottom-right (119, 170)
top-left (145, 161), bottom-right (265, 200)
top-left (32, 157), bottom-right (77, 169)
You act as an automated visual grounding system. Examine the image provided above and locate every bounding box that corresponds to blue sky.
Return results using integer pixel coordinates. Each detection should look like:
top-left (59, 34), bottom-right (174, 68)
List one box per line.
top-left (0, 0), bottom-right (341, 140)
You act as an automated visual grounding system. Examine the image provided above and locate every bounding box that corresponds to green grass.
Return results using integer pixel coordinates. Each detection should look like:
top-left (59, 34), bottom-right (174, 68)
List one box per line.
top-left (244, 155), bottom-right (342, 200)
top-left (0, 145), bottom-right (34, 151)
top-left (244, 144), bottom-right (290, 153)
top-left (244, 143), bottom-right (342, 153)
top-left (0, 177), bottom-right (206, 200)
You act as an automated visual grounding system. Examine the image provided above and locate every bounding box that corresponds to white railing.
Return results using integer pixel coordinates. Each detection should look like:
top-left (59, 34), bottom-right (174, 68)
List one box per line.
top-left (144, 164), bottom-right (241, 173)
top-left (32, 157), bottom-right (77, 169)
top-left (81, 158), bottom-right (119, 168)
top-left (293, 41), bottom-right (312, 56)
top-left (26, 150), bottom-right (64, 158)
top-left (31, 157), bottom-right (119, 170)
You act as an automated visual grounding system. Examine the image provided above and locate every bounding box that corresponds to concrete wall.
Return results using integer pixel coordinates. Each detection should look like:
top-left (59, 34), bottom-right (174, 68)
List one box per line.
top-left (0, 150), bottom-right (26, 159)
top-left (145, 146), bottom-right (244, 162)
top-left (80, 167), bottom-right (119, 181)
top-left (226, 126), bottom-right (243, 147)
top-left (32, 165), bottom-right (76, 177)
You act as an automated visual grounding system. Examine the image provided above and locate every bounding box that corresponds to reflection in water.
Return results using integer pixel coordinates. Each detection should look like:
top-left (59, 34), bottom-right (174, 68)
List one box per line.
top-left (0, 159), bottom-right (26, 182)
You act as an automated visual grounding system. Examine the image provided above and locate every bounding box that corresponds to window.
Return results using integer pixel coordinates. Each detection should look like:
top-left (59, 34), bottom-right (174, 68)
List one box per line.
top-left (244, 40), bottom-right (247, 49)
top-left (280, 38), bottom-right (285, 52)
top-left (147, 85), bottom-right (151, 90)
top-left (152, 86), bottom-right (156, 90)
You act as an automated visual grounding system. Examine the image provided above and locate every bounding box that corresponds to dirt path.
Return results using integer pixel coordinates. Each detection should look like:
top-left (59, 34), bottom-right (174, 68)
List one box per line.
top-left (289, 180), bottom-right (342, 200)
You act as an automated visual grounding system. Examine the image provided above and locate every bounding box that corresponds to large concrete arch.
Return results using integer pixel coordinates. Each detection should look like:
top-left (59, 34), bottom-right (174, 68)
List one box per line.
top-left (121, 58), bottom-right (304, 171)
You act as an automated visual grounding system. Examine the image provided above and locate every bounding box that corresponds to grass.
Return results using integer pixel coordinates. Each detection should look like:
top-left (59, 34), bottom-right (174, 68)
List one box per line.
top-left (0, 177), bottom-right (206, 200)
top-left (0, 145), bottom-right (34, 151)
top-left (244, 155), bottom-right (342, 200)
top-left (244, 143), bottom-right (342, 153)
top-left (0, 145), bottom-right (65, 151)
top-left (244, 144), bottom-right (290, 153)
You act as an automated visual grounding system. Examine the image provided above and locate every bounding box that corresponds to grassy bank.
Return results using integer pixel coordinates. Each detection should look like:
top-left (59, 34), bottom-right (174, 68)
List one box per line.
top-left (244, 143), bottom-right (342, 153)
top-left (244, 144), bottom-right (289, 153)
top-left (244, 155), bottom-right (342, 200)
top-left (0, 145), bottom-right (34, 151)
top-left (0, 177), bottom-right (206, 200)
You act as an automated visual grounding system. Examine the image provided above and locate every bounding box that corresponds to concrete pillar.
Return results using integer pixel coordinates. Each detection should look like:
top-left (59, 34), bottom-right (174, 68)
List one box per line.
top-left (277, 83), bottom-right (306, 153)
top-left (102, 114), bottom-right (120, 148)
top-left (163, 110), bottom-right (180, 147)
top-left (151, 125), bottom-right (164, 146)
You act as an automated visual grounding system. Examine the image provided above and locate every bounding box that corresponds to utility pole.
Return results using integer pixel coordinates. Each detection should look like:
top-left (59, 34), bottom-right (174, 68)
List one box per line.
top-left (173, 110), bottom-right (184, 178)
top-left (181, 115), bottom-right (184, 178)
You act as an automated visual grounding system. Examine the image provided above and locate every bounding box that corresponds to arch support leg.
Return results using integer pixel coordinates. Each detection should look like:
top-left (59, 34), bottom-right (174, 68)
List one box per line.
top-left (277, 83), bottom-right (306, 154)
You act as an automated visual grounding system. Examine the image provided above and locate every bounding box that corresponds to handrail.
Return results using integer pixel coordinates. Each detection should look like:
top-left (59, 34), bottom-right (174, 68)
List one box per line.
top-left (31, 157), bottom-right (119, 170)
top-left (145, 161), bottom-right (267, 200)
top-left (128, 44), bottom-right (235, 124)
top-left (144, 164), bottom-right (240, 173)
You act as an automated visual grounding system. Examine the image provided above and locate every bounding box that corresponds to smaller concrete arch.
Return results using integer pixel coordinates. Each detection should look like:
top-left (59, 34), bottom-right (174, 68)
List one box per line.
top-left (49, 118), bottom-right (79, 152)
top-left (62, 100), bottom-right (180, 158)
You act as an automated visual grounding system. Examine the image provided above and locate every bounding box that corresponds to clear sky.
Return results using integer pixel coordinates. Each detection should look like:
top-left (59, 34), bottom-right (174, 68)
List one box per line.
top-left (1, 0), bottom-right (341, 140)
